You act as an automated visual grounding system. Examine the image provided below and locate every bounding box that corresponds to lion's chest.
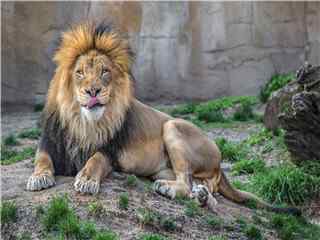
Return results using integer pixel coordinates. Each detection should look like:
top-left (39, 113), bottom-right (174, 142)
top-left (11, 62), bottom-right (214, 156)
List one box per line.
top-left (117, 138), bottom-right (169, 176)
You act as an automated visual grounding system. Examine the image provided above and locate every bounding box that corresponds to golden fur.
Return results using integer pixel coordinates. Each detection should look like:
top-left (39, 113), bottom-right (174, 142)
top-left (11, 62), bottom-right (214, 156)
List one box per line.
top-left (27, 23), bottom-right (300, 215)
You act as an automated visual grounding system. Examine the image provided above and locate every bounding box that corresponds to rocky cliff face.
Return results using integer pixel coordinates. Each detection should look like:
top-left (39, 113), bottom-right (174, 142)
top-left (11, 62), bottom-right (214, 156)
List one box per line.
top-left (2, 2), bottom-right (320, 108)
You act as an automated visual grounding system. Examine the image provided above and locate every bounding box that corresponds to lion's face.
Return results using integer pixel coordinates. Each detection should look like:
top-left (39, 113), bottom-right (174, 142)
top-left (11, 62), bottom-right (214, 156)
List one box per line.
top-left (72, 50), bottom-right (118, 120)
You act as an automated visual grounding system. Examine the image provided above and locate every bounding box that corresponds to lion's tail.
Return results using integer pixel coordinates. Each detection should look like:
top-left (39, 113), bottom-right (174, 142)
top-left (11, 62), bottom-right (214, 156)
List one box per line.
top-left (217, 172), bottom-right (301, 216)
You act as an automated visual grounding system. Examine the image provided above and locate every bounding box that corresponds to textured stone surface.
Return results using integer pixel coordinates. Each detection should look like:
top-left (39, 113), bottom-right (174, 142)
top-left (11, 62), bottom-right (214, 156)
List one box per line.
top-left (2, 2), bottom-right (320, 108)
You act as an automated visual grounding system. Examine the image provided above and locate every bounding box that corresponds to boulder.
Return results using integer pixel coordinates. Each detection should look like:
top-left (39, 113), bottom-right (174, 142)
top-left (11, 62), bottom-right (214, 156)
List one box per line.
top-left (279, 64), bottom-right (320, 163)
top-left (263, 81), bottom-right (299, 132)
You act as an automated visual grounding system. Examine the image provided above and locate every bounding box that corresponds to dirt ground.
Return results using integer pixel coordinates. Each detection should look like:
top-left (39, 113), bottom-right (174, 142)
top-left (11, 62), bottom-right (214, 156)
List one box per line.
top-left (0, 110), bottom-right (294, 240)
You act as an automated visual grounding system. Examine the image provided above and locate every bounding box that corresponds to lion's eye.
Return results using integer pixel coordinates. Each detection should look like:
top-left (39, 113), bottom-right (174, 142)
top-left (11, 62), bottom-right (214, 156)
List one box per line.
top-left (76, 70), bottom-right (84, 76)
top-left (102, 69), bottom-right (110, 76)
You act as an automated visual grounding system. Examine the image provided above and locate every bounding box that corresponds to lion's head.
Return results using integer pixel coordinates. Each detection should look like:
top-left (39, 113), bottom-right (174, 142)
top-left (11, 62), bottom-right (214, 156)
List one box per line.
top-left (45, 22), bottom-right (134, 149)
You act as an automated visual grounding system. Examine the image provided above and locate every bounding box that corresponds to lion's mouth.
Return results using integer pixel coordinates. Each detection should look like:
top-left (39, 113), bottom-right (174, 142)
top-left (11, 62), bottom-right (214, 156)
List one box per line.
top-left (83, 97), bottom-right (104, 110)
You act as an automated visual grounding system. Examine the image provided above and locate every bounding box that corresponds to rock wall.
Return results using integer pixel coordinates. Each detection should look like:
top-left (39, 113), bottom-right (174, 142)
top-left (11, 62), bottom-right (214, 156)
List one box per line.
top-left (2, 2), bottom-right (319, 108)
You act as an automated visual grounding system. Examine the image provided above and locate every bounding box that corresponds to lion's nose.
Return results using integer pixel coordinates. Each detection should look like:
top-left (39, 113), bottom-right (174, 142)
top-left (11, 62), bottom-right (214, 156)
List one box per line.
top-left (85, 88), bottom-right (101, 97)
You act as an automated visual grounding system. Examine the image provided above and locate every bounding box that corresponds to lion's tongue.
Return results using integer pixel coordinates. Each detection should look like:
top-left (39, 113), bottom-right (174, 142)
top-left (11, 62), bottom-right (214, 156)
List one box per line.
top-left (86, 97), bottom-right (98, 109)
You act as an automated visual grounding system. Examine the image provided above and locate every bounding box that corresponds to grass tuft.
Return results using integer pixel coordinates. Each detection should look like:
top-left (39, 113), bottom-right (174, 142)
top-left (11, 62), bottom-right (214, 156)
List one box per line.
top-left (215, 138), bottom-right (246, 162)
top-left (232, 158), bottom-right (266, 175)
top-left (1, 146), bottom-right (36, 165)
top-left (184, 199), bottom-right (201, 217)
top-left (245, 128), bottom-right (274, 146)
top-left (3, 135), bottom-right (18, 146)
top-left (16, 232), bottom-right (32, 240)
top-left (58, 213), bottom-right (81, 238)
top-left (126, 175), bottom-right (138, 187)
top-left (269, 213), bottom-right (320, 240)
top-left (41, 195), bottom-right (117, 239)
top-left (195, 96), bottom-right (257, 122)
top-left (42, 195), bottom-right (73, 231)
top-left (205, 214), bottom-right (224, 229)
top-left (87, 201), bottom-right (105, 217)
top-left (208, 236), bottom-right (226, 240)
top-left (136, 208), bottom-right (156, 225)
top-left (159, 216), bottom-right (176, 231)
top-left (118, 192), bottom-right (129, 210)
top-left (93, 230), bottom-right (118, 240)
top-left (79, 221), bottom-right (97, 239)
top-left (197, 110), bottom-right (227, 123)
top-left (1, 201), bottom-right (17, 224)
top-left (233, 101), bottom-right (255, 122)
top-left (18, 128), bottom-right (41, 139)
top-left (170, 102), bottom-right (198, 116)
top-left (244, 224), bottom-right (263, 240)
top-left (259, 73), bottom-right (294, 103)
top-left (248, 165), bottom-right (320, 205)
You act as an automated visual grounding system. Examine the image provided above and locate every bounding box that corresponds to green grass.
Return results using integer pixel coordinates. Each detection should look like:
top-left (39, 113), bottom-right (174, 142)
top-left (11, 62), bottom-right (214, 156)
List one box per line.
top-left (232, 180), bottom-right (247, 191)
top-left (126, 174), bottom-right (138, 187)
top-left (184, 199), bottom-right (201, 217)
top-left (1, 146), bottom-right (36, 165)
top-left (244, 224), bottom-right (263, 240)
top-left (1, 201), bottom-right (17, 224)
top-left (197, 109), bottom-right (227, 123)
top-left (248, 164), bottom-right (320, 205)
top-left (195, 96), bottom-right (257, 122)
top-left (169, 102), bottom-right (198, 116)
top-left (87, 201), bottom-right (105, 217)
top-left (164, 96), bottom-right (258, 124)
top-left (138, 233), bottom-right (168, 240)
top-left (233, 101), bottom-right (255, 122)
top-left (18, 128), bottom-right (42, 139)
top-left (16, 232), bottom-right (32, 240)
top-left (40, 195), bottom-right (117, 239)
top-left (269, 213), bottom-right (320, 240)
top-left (214, 138), bottom-right (246, 162)
top-left (136, 208), bottom-right (156, 225)
top-left (259, 73), bottom-right (294, 103)
top-left (118, 192), bottom-right (129, 210)
top-left (58, 213), bottom-right (81, 238)
top-left (234, 216), bottom-right (264, 240)
top-left (159, 216), bottom-right (176, 231)
top-left (299, 161), bottom-right (320, 177)
top-left (136, 208), bottom-right (176, 232)
top-left (42, 195), bottom-right (74, 231)
top-left (204, 214), bottom-right (224, 229)
top-left (79, 221), bottom-right (97, 239)
top-left (208, 236), bottom-right (226, 240)
top-left (232, 158), bottom-right (266, 175)
top-left (3, 134), bottom-right (18, 146)
top-left (245, 127), bottom-right (274, 146)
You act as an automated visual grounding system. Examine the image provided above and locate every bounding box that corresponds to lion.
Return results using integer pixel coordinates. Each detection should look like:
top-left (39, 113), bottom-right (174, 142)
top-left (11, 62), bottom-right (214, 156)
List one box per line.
top-left (26, 22), bottom-right (300, 215)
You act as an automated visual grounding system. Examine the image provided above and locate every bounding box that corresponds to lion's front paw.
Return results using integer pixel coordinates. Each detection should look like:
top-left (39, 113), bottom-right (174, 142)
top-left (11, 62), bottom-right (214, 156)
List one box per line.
top-left (74, 171), bottom-right (100, 195)
top-left (26, 173), bottom-right (55, 191)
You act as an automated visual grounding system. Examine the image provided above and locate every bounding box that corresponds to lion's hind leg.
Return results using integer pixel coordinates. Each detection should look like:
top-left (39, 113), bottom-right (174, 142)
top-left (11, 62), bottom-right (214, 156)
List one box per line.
top-left (153, 120), bottom-right (194, 199)
top-left (154, 119), bottom-right (221, 208)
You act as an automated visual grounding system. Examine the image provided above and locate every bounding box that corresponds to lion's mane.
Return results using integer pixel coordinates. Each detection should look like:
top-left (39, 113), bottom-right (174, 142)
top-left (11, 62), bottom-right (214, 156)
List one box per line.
top-left (41, 22), bottom-right (136, 175)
